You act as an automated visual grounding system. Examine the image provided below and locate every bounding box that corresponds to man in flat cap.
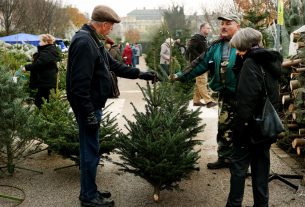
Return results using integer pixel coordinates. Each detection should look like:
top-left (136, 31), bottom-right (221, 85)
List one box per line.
top-left (67, 5), bottom-right (157, 207)
top-left (171, 14), bottom-right (242, 169)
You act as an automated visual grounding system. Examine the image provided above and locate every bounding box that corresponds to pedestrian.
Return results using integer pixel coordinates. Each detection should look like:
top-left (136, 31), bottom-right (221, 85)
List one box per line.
top-left (185, 22), bottom-right (217, 108)
top-left (108, 42), bottom-right (123, 63)
top-left (134, 43), bottom-right (140, 65)
top-left (226, 27), bottom-right (283, 207)
top-left (171, 14), bottom-right (242, 169)
top-left (122, 42), bottom-right (132, 66)
top-left (174, 38), bottom-right (186, 56)
top-left (66, 5), bottom-right (157, 207)
top-left (131, 44), bottom-right (137, 67)
top-left (23, 34), bottom-right (61, 108)
top-left (160, 37), bottom-right (174, 75)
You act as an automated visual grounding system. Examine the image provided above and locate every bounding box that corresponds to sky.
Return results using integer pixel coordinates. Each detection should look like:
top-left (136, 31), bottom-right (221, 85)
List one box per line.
top-left (63, 0), bottom-right (230, 17)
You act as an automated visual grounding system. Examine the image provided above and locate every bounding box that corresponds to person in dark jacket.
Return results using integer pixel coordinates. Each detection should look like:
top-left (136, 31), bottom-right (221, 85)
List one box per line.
top-left (185, 22), bottom-right (217, 108)
top-left (226, 27), bottom-right (283, 207)
top-left (23, 34), bottom-right (60, 108)
top-left (66, 5), bottom-right (157, 207)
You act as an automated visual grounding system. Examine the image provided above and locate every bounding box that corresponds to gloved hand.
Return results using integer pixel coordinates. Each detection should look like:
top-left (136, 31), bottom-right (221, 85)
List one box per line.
top-left (168, 74), bottom-right (178, 81)
top-left (139, 71), bottom-right (158, 83)
top-left (85, 111), bottom-right (99, 131)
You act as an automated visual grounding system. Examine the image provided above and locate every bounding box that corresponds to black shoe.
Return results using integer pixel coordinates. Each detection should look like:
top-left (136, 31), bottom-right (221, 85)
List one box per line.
top-left (79, 191), bottom-right (112, 201)
top-left (207, 159), bottom-right (230, 169)
top-left (97, 190), bottom-right (111, 199)
top-left (81, 196), bottom-right (114, 207)
top-left (193, 102), bottom-right (206, 107)
top-left (206, 101), bottom-right (217, 108)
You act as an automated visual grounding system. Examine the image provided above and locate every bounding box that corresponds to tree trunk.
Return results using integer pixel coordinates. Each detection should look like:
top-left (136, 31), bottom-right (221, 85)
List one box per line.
top-left (6, 142), bottom-right (15, 174)
top-left (153, 185), bottom-right (160, 202)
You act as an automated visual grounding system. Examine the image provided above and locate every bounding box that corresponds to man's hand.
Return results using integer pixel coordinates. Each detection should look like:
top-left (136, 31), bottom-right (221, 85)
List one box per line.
top-left (139, 71), bottom-right (158, 83)
top-left (168, 74), bottom-right (178, 81)
top-left (85, 111), bottom-right (99, 131)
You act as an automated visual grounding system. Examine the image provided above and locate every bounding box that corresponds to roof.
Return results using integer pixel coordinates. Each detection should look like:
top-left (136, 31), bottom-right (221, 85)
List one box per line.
top-left (127, 9), bottom-right (165, 20)
top-left (0, 33), bottom-right (64, 47)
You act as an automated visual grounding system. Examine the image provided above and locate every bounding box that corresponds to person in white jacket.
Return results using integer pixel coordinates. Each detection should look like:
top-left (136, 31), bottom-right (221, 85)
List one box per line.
top-left (160, 38), bottom-right (174, 75)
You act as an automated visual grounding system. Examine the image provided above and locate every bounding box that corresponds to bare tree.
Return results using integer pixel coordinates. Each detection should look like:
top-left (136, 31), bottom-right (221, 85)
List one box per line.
top-left (0, 0), bottom-right (22, 35)
top-left (15, 0), bottom-right (69, 37)
top-left (0, 0), bottom-right (81, 38)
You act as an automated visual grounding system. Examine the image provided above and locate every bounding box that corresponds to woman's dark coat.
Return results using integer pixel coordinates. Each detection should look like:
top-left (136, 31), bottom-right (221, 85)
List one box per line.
top-left (233, 48), bottom-right (283, 146)
top-left (25, 44), bottom-right (60, 89)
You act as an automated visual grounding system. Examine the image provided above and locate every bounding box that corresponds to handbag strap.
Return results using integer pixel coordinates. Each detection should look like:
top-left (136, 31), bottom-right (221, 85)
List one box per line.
top-left (259, 65), bottom-right (268, 97)
top-left (78, 29), bottom-right (111, 70)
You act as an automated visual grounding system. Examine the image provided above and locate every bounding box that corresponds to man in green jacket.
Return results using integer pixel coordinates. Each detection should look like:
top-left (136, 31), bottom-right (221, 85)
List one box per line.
top-left (173, 14), bottom-right (241, 169)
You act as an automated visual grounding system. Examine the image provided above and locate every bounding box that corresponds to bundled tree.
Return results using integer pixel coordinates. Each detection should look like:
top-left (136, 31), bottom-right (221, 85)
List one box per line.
top-left (0, 65), bottom-right (43, 174)
top-left (115, 82), bottom-right (204, 201)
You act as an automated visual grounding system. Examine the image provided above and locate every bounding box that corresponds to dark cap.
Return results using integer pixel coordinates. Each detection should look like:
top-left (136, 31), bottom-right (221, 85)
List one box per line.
top-left (218, 14), bottom-right (241, 24)
top-left (91, 5), bottom-right (121, 23)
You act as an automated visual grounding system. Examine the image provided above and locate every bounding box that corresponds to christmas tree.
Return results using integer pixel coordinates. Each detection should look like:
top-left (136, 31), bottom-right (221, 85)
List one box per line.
top-left (0, 65), bottom-right (43, 174)
top-left (115, 82), bottom-right (204, 201)
top-left (35, 91), bottom-right (120, 165)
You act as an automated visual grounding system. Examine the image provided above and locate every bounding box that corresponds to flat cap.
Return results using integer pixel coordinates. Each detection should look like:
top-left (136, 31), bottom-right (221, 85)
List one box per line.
top-left (91, 5), bottom-right (121, 23)
top-left (218, 14), bottom-right (241, 24)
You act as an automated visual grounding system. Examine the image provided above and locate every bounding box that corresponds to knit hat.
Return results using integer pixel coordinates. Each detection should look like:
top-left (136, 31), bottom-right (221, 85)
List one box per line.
top-left (91, 5), bottom-right (121, 23)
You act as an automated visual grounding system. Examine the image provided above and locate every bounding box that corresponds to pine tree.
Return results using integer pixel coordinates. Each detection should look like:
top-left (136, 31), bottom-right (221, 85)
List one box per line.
top-left (34, 90), bottom-right (79, 159)
top-left (0, 65), bottom-right (43, 174)
top-left (35, 91), bottom-right (120, 164)
top-left (115, 82), bottom-right (204, 201)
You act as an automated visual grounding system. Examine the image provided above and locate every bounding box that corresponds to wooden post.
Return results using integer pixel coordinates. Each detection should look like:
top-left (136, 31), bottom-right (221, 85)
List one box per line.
top-left (296, 146), bottom-right (302, 156)
top-left (297, 42), bottom-right (305, 49)
top-left (290, 72), bottom-right (300, 79)
top-left (282, 58), bottom-right (304, 68)
top-left (290, 80), bottom-right (300, 91)
top-left (287, 123), bottom-right (299, 130)
top-left (292, 110), bottom-right (305, 121)
top-left (299, 128), bottom-right (305, 135)
top-left (296, 67), bottom-right (305, 72)
top-left (282, 94), bottom-right (293, 109)
top-left (288, 103), bottom-right (296, 113)
top-left (292, 32), bottom-right (301, 43)
top-left (292, 138), bottom-right (305, 148)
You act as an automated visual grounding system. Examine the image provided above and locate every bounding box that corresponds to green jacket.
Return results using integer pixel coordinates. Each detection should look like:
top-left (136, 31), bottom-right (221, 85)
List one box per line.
top-left (178, 39), bottom-right (237, 93)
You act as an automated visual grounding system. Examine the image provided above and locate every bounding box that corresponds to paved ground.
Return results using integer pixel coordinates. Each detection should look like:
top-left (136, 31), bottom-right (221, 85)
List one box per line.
top-left (1, 56), bottom-right (305, 207)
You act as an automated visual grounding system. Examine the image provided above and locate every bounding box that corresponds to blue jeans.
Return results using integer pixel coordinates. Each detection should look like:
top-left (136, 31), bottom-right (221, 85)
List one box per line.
top-left (78, 109), bottom-right (102, 201)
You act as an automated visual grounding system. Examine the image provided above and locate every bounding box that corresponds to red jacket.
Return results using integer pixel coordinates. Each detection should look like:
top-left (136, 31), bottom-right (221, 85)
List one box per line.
top-left (122, 45), bottom-right (132, 65)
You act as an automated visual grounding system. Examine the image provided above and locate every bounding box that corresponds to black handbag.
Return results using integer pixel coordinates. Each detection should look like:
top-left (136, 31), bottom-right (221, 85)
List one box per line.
top-left (251, 67), bottom-right (284, 144)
